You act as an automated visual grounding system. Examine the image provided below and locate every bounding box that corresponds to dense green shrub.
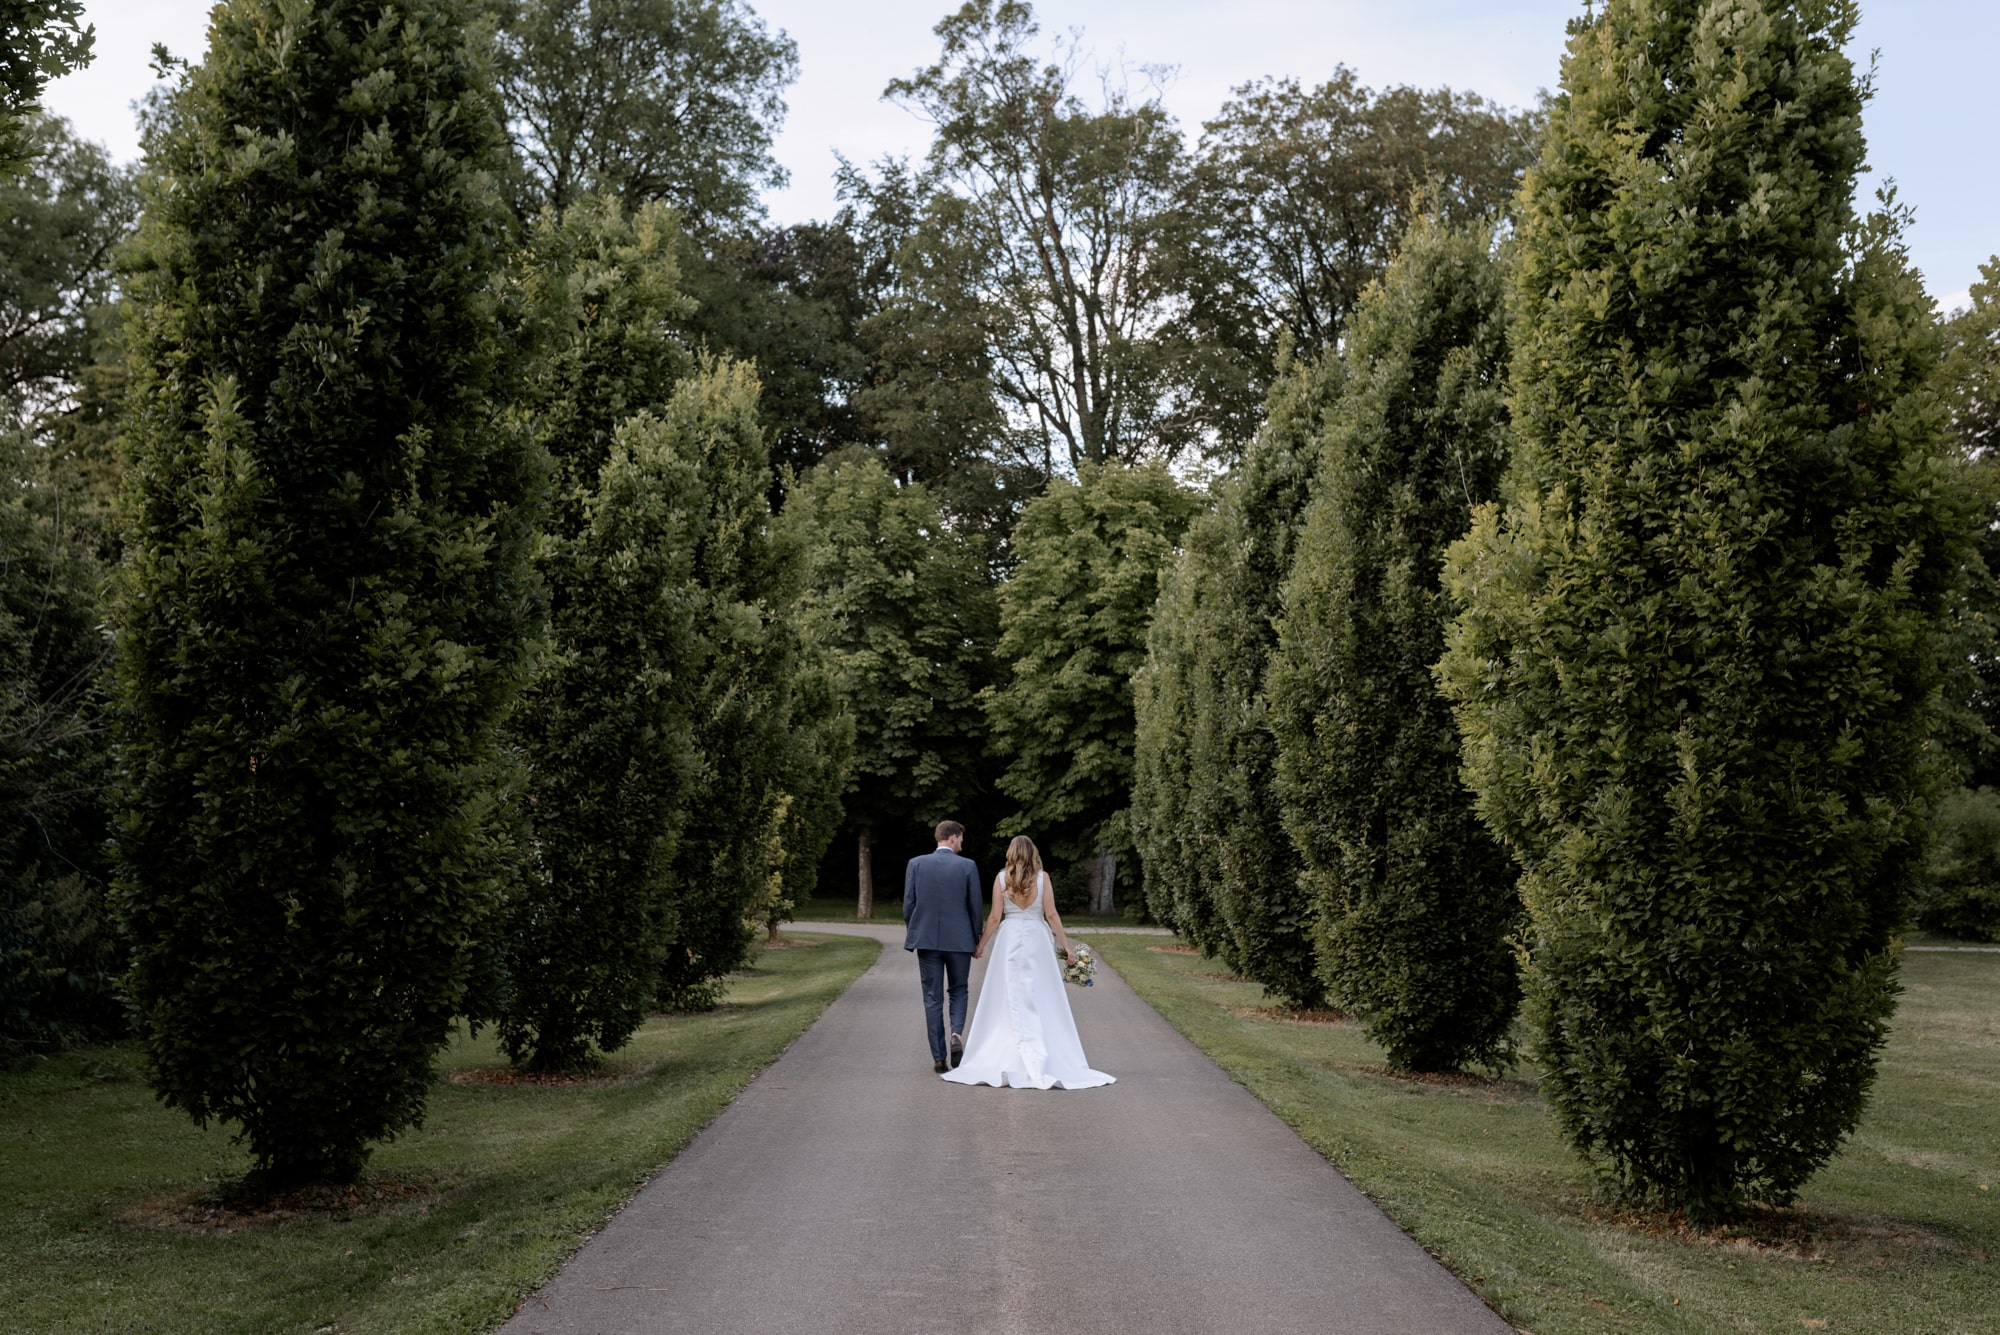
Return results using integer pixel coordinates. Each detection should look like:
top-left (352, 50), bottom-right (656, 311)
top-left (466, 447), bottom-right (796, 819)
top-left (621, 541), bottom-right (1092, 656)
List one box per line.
top-left (987, 462), bottom-right (1200, 912)
top-left (1919, 787), bottom-right (2000, 942)
top-left (113, 0), bottom-right (539, 1187)
top-left (1134, 354), bottom-right (1339, 1001)
top-left (784, 451), bottom-right (992, 911)
top-left (1268, 217), bottom-right (1517, 1069)
top-left (1436, 0), bottom-right (1977, 1216)
top-left (497, 197), bottom-right (697, 1070)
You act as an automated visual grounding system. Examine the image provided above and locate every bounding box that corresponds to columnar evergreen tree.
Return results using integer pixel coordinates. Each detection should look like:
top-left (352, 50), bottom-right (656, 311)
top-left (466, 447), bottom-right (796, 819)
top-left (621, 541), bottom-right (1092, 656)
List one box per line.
top-left (1269, 217), bottom-right (1517, 1069)
top-left (114, 0), bottom-right (539, 1187)
top-left (785, 451), bottom-right (993, 914)
top-left (498, 197), bottom-right (697, 1070)
top-left (758, 637), bottom-right (852, 937)
top-left (1134, 353), bottom-right (1339, 1001)
top-left (1133, 546), bottom-right (1227, 948)
top-left (987, 462), bottom-right (1200, 911)
top-left (1436, 0), bottom-right (1977, 1215)
top-left (653, 358), bottom-right (809, 1008)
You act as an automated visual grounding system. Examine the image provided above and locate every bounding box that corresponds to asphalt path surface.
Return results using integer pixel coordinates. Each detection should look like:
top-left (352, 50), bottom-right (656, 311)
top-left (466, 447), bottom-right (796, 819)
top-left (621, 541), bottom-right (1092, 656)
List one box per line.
top-left (498, 922), bottom-right (1509, 1335)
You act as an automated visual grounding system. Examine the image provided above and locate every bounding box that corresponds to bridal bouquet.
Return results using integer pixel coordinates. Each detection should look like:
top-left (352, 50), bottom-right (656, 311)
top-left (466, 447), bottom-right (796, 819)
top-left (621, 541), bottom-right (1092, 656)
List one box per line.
top-left (1058, 942), bottom-right (1097, 987)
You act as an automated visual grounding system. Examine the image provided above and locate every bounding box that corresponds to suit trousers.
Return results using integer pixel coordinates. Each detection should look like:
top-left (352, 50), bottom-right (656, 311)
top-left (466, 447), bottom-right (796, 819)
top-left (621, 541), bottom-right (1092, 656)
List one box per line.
top-left (915, 948), bottom-right (972, 1064)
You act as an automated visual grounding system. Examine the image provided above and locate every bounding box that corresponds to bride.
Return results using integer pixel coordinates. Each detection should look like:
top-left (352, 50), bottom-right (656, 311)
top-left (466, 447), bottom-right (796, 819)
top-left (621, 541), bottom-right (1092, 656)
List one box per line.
top-left (942, 836), bottom-right (1115, 1090)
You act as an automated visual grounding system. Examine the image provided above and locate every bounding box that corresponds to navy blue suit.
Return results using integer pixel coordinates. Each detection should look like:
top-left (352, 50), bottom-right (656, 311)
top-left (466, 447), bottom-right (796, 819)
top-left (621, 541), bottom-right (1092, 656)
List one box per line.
top-left (904, 845), bottom-right (983, 1064)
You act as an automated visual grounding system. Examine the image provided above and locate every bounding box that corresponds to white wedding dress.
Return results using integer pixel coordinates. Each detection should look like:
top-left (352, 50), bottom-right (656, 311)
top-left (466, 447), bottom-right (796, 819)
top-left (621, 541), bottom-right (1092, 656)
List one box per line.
top-left (942, 871), bottom-right (1115, 1090)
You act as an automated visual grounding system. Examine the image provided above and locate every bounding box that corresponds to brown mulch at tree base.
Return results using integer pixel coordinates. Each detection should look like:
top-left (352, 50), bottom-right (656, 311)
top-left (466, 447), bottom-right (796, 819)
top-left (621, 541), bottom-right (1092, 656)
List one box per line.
top-left (1580, 1200), bottom-right (1968, 1264)
top-left (116, 1176), bottom-right (440, 1234)
top-left (760, 936), bottom-right (824, 950)
top-left (1147, 943), bottom-right (1199, 955)
top-left (448, 1064), bottom-right (614, 1087)
top-left (1231, 1004), bottom-right (1352, 1026)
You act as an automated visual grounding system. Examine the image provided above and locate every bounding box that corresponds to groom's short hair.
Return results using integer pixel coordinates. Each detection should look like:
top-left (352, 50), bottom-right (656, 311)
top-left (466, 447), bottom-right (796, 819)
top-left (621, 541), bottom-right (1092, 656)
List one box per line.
top-left (935, 819), bottom-right (965, 843)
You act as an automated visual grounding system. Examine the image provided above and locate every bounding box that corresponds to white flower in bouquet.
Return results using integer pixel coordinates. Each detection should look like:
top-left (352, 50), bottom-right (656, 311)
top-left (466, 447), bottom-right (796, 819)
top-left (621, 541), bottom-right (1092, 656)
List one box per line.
top-left (1058, 942), bottom-right (1097, 986)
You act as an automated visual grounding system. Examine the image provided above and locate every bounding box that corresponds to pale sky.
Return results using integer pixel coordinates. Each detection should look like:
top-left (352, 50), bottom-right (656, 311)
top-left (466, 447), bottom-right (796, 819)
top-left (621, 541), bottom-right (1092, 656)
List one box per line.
top-left (38, 0), bottom-right (1999, 309)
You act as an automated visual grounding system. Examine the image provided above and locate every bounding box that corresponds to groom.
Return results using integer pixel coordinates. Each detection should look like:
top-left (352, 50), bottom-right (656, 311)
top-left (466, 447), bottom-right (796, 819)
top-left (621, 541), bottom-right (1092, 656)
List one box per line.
top-left (903, 820), bottom-right (982, 1073)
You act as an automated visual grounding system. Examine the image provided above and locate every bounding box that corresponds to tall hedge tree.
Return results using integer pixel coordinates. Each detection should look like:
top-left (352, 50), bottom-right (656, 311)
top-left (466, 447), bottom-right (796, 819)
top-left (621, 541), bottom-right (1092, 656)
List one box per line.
top-left (653, 358), bottom-right (812, 1008)
top-left (987, 462), bottom-right (1199, 912)
top-left (786, 450), bottom-right (993, 914)
top-left (1134, 353), bottom-right (1339, 1002)
top-left (498, 197), bottom-right (696, 1070)
top-left (1436, 0), bottom-right (1977, 1216)
top-left (1269, 217), bottom-right (1517, 1069)
top-left (114, 0), bottom-right (540, 1187)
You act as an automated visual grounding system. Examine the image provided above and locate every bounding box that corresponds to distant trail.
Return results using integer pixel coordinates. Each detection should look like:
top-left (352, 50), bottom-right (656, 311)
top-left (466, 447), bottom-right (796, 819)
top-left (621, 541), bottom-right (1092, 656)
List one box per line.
top-left (498, 922), bottom-right (1508, 1335)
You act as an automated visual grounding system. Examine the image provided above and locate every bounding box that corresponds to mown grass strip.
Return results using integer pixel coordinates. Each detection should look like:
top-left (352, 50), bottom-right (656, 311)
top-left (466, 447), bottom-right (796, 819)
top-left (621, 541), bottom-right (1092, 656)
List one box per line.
top-left (0, 931), bottom-right (879, 1334)
top-left (1094, 939), bottom-right (1999, 1335)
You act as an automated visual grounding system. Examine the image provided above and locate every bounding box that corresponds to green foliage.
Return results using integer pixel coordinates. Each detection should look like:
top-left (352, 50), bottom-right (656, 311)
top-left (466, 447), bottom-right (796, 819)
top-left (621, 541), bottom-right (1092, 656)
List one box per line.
top-left (1938, 258), bottom-right (2000, 787)
top-left (1177, 70), bottom-right (1538, 444)
top-left (836, 156), bottom-right (1042, 551)
top-left (0, 115), bottom-right (137, 420)
top-left (489, 0), bottom-right (797, 228)
top-left (113, 0), bottom-right (538, 1187)
top-left (498, 196), bottom-right (698, 1070)
top-left (1919, 786), bottom-right (2000, 942)
top-left (761, 641), bottom-right (853, 932)
top-left (1436, 0), bottom-right (1977, 1216)
top-left (1269, 217), bottom-right (1517, 1069)
top-left (674, 222), bottom-right (874, 482)
top-left (1941, 257), bottom-right (2000, 458)
top-left (0, 0), bottom-right (94, 175)
top-left (988, 461), bottom-right (1200, 884)
top-left (1132, 539), bottom-right (1221, 942)
top-left (0, 430), bottom-right (115, 1060)
top-left (649, 359), bottom-right (812, 1008)
top-left (1134, 352), bottom-right (1339, 1001)
top-left (787, 451), bottom-right (993, 857)
top-left (0, 114), bottom-right (134, 1058)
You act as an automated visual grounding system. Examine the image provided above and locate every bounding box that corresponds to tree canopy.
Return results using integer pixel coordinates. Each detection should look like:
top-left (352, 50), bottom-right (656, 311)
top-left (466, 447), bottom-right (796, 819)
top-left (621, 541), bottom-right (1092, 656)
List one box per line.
top-left (489, 0), bottom-right (797, 227)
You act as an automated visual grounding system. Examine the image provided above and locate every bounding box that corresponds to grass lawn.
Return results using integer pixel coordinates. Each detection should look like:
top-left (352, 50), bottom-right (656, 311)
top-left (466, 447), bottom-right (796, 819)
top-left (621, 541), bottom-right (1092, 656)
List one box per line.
top-left (0, 931), bottom-right (878, 1335)
top-left (1094, 938), bottom-right (1999, 1335)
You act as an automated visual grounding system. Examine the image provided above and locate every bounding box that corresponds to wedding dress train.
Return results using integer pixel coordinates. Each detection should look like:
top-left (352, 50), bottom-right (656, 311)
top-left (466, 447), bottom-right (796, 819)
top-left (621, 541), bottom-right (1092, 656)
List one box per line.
top-left (941, 871), bottom-right (1114, 1090)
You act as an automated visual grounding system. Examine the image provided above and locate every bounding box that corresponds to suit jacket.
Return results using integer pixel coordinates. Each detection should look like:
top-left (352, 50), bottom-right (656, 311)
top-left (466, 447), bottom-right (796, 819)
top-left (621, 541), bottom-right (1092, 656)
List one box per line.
top-left (903, 846), bottom-right (983, 953)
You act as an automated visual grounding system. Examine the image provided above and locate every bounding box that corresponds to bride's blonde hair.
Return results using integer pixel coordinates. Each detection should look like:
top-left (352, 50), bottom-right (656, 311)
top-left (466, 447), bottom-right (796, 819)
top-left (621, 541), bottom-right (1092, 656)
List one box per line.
top-left (1003, 836), bottom-right (1042, 905)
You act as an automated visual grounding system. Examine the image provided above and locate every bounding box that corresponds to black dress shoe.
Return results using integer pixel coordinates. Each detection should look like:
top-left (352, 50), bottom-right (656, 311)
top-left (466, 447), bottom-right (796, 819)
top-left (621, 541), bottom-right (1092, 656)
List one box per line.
top-left (948, 1033), bottom-right (965, 1068)
top-left (933, 1059), bottom-right (949, 1074)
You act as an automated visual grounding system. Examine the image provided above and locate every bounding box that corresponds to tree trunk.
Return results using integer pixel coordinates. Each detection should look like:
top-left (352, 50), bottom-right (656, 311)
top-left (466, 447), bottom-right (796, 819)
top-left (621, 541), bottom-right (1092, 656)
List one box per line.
top-left (1085, 851), bottom-right (1117, 917)
top-left (857, 826), bottom-right (875, 920)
